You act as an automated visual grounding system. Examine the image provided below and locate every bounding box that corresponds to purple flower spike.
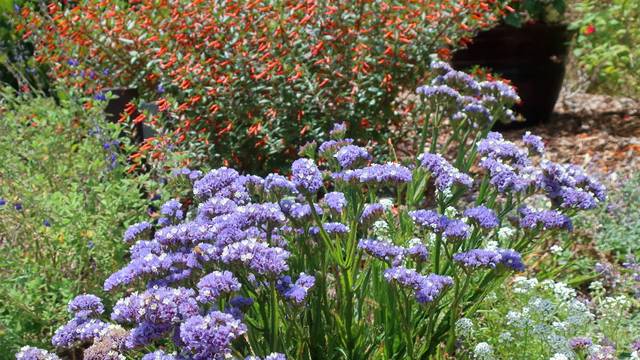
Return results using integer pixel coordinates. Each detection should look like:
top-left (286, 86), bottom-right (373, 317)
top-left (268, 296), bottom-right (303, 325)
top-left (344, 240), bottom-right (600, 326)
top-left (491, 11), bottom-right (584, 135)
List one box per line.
top-left (419, 153), bottom-right (473, 191)
top-left (281, 273), bottom-right (316, 304)
top-left (360, 203), bottom-right (385, 224)
top-left (180, 311), bottom-right (247, 360)
top-left (358, 239), bottom-right (405, 263)
top-left (335, 145), bottom-right (371, 169)
top-left (16, 346), bottom-right (60, 360)
top-left (196, 271), bottom-right (241, 304)
top-left (409, 209), bottom-right (448, 233)
top-left (291, 158), bottom-right (323, 194)
top-left (569, 337), bottom-right (592, 350)
top-left (522, 131), bottom-right (544, 155)
top-left (443, 219), bottom-right (470, 240)
top-left (323, 192), bottom-right (347, 214)
top-left (453, 249), bottom-right (502, 269)
top-left (518, 207), bottom-right (573, 231)
top-left (142, 350), bottom-right (178, 360)
top-left (464, 206), bottom-right (499, 229)
top-left (67, 294), bottom-right (104, 319)
top-left (497, 249), bottom-right (525, 272)
top-left (124, 221), bottom-right (152, 243)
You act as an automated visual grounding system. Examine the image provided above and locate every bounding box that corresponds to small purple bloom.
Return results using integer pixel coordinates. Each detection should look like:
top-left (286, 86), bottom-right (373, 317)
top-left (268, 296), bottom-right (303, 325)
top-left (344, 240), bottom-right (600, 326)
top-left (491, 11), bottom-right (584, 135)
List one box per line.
top-left (67, 294), bottom-right (104, 319)
top-left (334, 145), bottom-right (371, 169)
top-left (464, 206), bottom-right (499, 229)
top-left (291, 158), bottom-right (323, 194)
top-left (323, 192), bottom-right (347, 214)
top-left (196, 271), bottom-right (241, 304)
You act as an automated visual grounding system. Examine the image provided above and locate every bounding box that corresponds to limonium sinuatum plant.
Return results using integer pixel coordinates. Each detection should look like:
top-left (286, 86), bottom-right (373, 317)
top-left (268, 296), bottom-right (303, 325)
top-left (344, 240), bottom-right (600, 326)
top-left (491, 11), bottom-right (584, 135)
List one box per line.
top-left (17, 64), bottom-right (605, 359)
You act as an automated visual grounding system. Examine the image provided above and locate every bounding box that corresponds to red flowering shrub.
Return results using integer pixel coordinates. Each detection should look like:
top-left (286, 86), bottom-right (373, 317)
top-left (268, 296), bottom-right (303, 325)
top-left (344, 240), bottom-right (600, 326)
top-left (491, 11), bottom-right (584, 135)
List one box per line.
top-left (20, 0), bottom-right (509, 172)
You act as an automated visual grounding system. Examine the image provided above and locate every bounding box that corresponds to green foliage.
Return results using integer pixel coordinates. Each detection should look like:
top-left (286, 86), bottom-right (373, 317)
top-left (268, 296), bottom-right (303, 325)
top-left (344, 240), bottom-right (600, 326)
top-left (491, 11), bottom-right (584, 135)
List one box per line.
top-left (0, 88), bottom-right (157, 357)
top-left (503, 0), bottom-right (566, 26)
top-left (594, 175), bottom-right (640, 257)
top-left (570, 0), bottom-right (640, 98)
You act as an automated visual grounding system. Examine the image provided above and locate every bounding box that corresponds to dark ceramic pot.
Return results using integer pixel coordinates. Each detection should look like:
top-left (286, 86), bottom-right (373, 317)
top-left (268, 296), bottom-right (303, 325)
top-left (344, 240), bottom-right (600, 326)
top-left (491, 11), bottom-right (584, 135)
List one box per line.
top-left (104, 88), bottom-right (155, 142)
top-left (451, 23), bottom-right (570, 127)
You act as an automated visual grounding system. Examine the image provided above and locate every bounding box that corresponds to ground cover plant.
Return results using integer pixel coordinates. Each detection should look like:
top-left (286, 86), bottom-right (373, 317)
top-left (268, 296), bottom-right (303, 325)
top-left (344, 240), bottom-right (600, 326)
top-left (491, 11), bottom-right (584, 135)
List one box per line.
top-left (12, 63), bottom-right (611, 359)
top-left (17, 0), bottom-right (511, 173)
top-left (0, 86), bottom-right (171, 358)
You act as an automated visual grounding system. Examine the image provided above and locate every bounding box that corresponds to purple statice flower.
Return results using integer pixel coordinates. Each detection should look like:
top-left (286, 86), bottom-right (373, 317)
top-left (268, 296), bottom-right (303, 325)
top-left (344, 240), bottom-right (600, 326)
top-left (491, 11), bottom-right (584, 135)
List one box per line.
top-left (280, 273), bottom-right (316, 304)
top-left (383, 266), bottom-right (424, 289)
top-left (443, 219), bottom-right (470, 241)
top-left (93, 92), bottom-right (107, 101)
top-left (52, 318), bottom-right (109, 349)
top-left (587, 345), bottom-right (616, 360)
top-left (329, 122), bottom-right (347, 138)
top-left (318, 138), bottom-right (354, 155)
top-left (478, 157), bottom-right (534, 193)
top-left (334, 145), bottom-right (371, 169)
top-left (221, 239), bottom-right (290, 276)
top-left (129, 240), bottom-right (162, 259)
top-left (360, 203), bottom-right (385, 225)
top-left (246, 354), bottom-right (287, 360)
top-left (419, 153), bottom-right (473, 191)
top-left (310, 222), bottom-right (350, 236)
top-left (180, 311), bottom-right (247, 360)
top-left (383, 266), bottom-right (453, 303)
top-left (15, 346), bottom-right (60, 360)
top-left (14, 202), bottom-right (23, 211)
top-left (241, 175), bottom-right (265, 193)
top-left (358, 239), bottom-right (405, 263)
top-left (288, 203), bottom-right (323, 221)
top-left (430, 60), bottom-right (453, 75)
top-left (357, 163), bottom-right (412, 185)
top-left (0, 198), bottom-right (5, 206)
top-left (478, 80), bottom-right (520, 104)
top-left (538, 161), bottom-right (606, 209)
top-left (569, 337), bottom-right (593, 350)
top-left (196, 271), bottom-right (241, 304)
top-left (518, 207), bottom-right (573, 231)
top-left (43, 219), bottom-right (51, 227)
top-left (632, 338), bottom-right (640, 352)
top-left (462, 102), bottom-right (493, 124)
top-left (522, 131), bottom-right (544, 155)
top-left (111, 286), bottom-right (199, 325)
top-left (198, 197), bottom-right (238, 220)
top-left (409, 209), bottom-right (448, 233)
top-left (477, 132), bottom-right (529, 166)
top-left (192, 167), bottom-right (242, 200)
top-left (414, 274), bottom-right (454, 303)
top-left (415, 85), bottom-right (462, 110)
top-left (264, 173), bottom-right (297, 195)
top-left (497, 249), bottom-right (525, 271)
top-left (453, 249), bottom-right (502, 269)
top-left (124, 221), bottom-right (152, 243)
top-left (141, 350), bottom-right (178, 360)
top-left (160, 199), bottom-right (184, 221)
top-left (464, 206), bottom-right (499, 229)
top-left (236, 203), bottom-right (286, 228)
top-left (125, 322), bottom-right (172, 349)
top-left (433, 70), bottom-right (481, 95)
top-left (67, 294), bottom-right (104, 319)
top-left (323, 192), bottom-right (347, 214)
top-left (291, 158), bottom-right (323, 194)
top-left (406, 240), bottom-right (429, 262)
top-left (67, 58), bottom-right (79, 67)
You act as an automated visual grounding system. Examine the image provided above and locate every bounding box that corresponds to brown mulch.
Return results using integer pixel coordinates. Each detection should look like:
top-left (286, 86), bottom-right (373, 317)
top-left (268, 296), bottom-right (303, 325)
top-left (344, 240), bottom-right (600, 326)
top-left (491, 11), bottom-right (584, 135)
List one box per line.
top-left (503, 93), bottom-right (640, 181)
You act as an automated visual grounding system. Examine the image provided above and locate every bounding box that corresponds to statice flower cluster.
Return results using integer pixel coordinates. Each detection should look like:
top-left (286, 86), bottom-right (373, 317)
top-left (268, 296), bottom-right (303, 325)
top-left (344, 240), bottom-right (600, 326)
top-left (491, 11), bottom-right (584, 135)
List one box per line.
top-left (16, 64), bottom-right (606, 359)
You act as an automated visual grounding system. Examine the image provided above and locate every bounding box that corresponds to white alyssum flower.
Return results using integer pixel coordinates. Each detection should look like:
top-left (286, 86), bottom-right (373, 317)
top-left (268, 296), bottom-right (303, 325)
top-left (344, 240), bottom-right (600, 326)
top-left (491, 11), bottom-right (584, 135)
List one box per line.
top-left (498, 331), bottom-right (513, 343)
top-left (455, 317), bottom-right (474, 338)
top-left (444, 206), bottom-right (458, 218)
top-left (473, 342), bottom-right (494, 360)
top-left (512, 276), bottom-right (538, 294)
top-left (372, 220), bottom-right (390, 240)
top-left (378, 198), bottom-right (394, 210)
top-left (550, 353), bottom-right (569, 360)
top-left (550, 245), bottom-right (563, 255)
top-left (485, 240), bottom-right (499, 251)
top-left (497, 227), bottom-right (515, 241)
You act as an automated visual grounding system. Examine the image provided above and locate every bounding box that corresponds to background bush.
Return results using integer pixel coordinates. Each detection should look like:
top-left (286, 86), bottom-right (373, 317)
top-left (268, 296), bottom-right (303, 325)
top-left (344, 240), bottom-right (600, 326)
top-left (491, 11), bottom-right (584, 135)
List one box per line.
top-left (19, 0), bottom-right (509, 173)
top-left (0, 88), bottom-right (163, 357)
top-left (570, 0), bottom-right (640, 98)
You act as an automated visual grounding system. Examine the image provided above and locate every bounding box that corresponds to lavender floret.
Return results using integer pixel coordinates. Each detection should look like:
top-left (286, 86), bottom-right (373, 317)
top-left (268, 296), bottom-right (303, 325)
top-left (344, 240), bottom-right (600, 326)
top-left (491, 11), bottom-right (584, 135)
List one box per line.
top-left (464, 206), bottom-right (499, 229)
top-left (291, 158), bottom-right (323, 194)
